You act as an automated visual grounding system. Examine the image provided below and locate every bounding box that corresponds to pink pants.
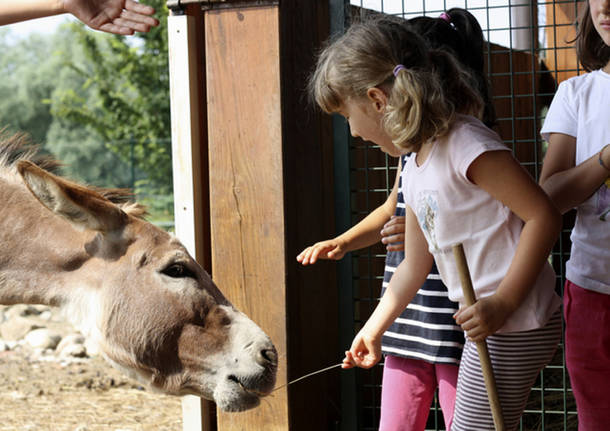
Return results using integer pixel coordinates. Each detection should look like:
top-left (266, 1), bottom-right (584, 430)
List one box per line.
top-left (564, 280), bottom-right (610, 430)
top-left (379, 355), bottom-right (459, 431)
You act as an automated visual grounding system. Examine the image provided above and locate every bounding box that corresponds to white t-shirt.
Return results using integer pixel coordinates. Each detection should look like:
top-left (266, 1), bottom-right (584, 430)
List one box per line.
top-left (540, 70), bottom-right (610, 295)
top-left (402, 115), bottom-right (561, 333)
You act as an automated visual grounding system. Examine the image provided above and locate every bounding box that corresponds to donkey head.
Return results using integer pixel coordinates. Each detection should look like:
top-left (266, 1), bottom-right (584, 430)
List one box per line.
top-left (16, 160), bottom-right (277, 412)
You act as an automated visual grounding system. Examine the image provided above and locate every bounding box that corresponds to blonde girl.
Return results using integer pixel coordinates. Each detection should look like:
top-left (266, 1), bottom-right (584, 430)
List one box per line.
top-left (310, 16), bottom-right (562, 430)
top-left (540, 0), bottom-right (610, 429)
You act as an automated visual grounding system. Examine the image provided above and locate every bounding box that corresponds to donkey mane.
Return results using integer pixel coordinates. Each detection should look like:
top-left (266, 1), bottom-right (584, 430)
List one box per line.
top-left (0, 130), bottom-right (147, 219)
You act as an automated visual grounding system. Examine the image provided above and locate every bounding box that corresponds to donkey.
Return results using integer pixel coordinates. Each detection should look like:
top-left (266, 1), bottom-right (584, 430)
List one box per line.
top-left (0, 133), bottom-right (277, 412)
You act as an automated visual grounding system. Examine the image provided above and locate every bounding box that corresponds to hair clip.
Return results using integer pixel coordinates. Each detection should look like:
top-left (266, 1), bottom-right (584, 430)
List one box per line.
top-left (439, 12), bottom-right (451, 23)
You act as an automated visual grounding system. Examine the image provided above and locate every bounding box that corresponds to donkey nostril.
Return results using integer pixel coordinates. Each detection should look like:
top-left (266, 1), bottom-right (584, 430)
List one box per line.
top-left (258, 348), bottom-right (277, 366)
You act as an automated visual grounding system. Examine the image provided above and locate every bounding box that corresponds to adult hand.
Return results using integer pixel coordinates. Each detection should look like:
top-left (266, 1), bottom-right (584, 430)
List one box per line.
top-left (380, 215), bottom-right (405, 252)
top-left (64, 0), bottom-right (159, 35)
top-left (296, 238), bottom-right (347, 265)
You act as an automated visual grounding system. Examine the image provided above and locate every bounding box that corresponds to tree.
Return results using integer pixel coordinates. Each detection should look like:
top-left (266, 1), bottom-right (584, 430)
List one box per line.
top-left (0, 30), bottom-right (58, 144)
top-left (1, 8), bottom-right (173, 224)
top-left (50, 0), bottom-right (171, 194)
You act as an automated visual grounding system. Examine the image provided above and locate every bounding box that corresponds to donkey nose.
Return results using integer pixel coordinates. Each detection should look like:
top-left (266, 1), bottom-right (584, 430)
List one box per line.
top-left (256, 347), bottom-right (277, 367)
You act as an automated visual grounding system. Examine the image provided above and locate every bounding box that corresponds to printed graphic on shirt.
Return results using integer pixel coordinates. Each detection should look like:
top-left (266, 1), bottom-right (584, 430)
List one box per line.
top-left (416, 191), bottom-right (440, 251)
top-left (598, 180), bottom-right (610, 221)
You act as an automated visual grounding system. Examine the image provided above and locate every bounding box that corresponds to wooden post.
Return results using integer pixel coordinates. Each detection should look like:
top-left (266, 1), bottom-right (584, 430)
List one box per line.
top-left (168, 6), bottom-right (214, 431)
top-left (205, 6), bottom-right (289, 428)
top-left (168, 0), bottom-right (338, 430)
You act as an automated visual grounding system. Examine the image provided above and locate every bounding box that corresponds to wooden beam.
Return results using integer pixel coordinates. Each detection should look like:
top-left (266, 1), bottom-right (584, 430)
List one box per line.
top-left (205, 6), bottom-right (289, 429)
top-left (169, 1), bottom-right (337, 428)
top-left (168, 7), bottom-right (213, 431)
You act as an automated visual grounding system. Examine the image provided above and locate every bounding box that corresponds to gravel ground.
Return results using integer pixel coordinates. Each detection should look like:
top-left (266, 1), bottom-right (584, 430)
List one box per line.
top-left (0, 308), bottom-right (182, 431)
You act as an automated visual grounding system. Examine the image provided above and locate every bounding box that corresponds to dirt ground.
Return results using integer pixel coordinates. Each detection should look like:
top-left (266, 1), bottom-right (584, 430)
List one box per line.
top-left (0, 325), bottom-right (182, 431)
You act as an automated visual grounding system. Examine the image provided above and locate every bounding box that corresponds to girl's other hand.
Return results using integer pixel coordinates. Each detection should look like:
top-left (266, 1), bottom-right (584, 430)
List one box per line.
top-left (380, 215), bottom-right (405, 252)
top-left (341, 331), bottom-right (382, 369)
top-left (296, 239), bottom-right (347, 265)
top-left (453, 294), bottom-right (513, 341)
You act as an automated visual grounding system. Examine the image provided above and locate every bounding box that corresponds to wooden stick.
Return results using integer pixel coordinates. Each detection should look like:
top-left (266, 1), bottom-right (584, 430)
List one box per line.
top-left (453, 243), bottom-right (505, 431)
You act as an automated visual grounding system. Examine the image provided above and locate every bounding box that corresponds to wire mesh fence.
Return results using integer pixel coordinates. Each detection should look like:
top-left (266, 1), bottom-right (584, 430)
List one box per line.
top-left (335, 1), bottom-right (584, 429)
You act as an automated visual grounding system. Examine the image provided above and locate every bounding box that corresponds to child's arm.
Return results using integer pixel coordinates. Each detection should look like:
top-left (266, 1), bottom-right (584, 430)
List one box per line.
top-left (342, 206), bottom-right (432, 369)
top-left (453, 150), bottom-right (562, 341)
top-left (297, 160), bottom-right (402, 265)
top-left (539, 135), bottom-right (610, 214)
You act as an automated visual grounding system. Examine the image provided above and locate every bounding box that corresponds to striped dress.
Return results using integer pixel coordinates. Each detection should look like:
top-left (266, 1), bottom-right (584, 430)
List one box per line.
top-left (380, 155), bottom-right (464, 364)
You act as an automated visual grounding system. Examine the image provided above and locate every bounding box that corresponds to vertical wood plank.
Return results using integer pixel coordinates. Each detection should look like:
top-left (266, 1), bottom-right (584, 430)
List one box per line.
top-left (278, 2), bottom-right (341, 429)
top-left (205, 5), bottom-right (289, 430)
top-left (168, 9), bottom-right (214, 431)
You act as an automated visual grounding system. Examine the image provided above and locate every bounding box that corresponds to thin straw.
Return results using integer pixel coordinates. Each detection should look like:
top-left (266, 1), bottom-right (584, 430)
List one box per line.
top-left (272, 363), bottom-right (343, 392)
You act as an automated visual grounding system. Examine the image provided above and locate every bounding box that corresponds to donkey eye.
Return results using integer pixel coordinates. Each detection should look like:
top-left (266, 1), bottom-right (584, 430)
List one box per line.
top-left (162, 263), bottom-right (196, 279)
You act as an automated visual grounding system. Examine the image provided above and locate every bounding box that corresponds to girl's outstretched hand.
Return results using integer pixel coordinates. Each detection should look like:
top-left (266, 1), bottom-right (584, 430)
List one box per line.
top-left (453, 294), bottom-right (513, 342)
top-left (297, 239), bottom-right (347, 265)
top-left (341, 331), bottom-right (382, 369)
top-left (380, 215), bottom-right (405, 252)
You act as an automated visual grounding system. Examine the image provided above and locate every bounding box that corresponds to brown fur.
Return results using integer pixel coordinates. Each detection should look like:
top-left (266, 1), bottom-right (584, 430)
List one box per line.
top-left (0, 132), bottom-right (277, 411)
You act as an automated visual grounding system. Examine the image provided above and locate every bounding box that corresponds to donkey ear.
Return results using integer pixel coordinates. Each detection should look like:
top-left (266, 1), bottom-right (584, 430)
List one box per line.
top-left (17, 160), bottom-right (127, 233)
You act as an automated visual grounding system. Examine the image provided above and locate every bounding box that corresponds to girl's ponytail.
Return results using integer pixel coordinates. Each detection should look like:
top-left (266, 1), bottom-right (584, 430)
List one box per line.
top-left (385, 66), bottom-right (452, 152)
top-left (409, 8), bottom-right (495, 127)
top-left (444, 8), bottom-right (484, 74)
top-left (446, 8), bottom-right (496, 127)
top-left (428, 48), bottom-right (484, 123)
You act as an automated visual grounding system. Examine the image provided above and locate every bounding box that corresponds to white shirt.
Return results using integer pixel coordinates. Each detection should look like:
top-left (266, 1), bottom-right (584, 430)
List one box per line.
top-left (403, 115), bottom-right (561, 333)
top-left (541, 70), bottom-right (610, 294)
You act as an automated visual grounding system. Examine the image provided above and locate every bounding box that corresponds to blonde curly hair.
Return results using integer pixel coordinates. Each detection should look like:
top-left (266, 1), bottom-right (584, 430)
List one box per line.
top-left (309, 16), bottom-right (484, 153)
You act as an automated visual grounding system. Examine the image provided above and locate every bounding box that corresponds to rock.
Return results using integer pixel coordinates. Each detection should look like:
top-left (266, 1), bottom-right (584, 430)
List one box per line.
top-left (9, 391), bottom-right (27, 400)
top-left (57, 333), bottom-right (85, 350)
top-left (84, 337), bottom-right (100, 356)
top-left (5, 340), bottom-right (18, 350)
top-left (31, 304), bottom-right (49, 313)
top-left (56, 333), bottom-right (88, 358)
top-left (24, 328), bottom-right (62, 350)
top-left (59, 343), bottom-right (87, 358)
top-left (5, 304), bottom-right (42, 319)
top-left (0, 317), bottom-right (42, 341)
top-left (38, 310), bottom-right (53, 321)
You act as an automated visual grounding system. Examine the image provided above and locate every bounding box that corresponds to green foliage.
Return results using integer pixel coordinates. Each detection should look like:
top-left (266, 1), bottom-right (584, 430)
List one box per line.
top-left (50, 0), bottom-right (172, 194)
top-left (0, 31), bottom-right (59, 143)
top-left (46, 120), bottom-right (134, 188)
top-left (0, 2), bottom-right (173, 227)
